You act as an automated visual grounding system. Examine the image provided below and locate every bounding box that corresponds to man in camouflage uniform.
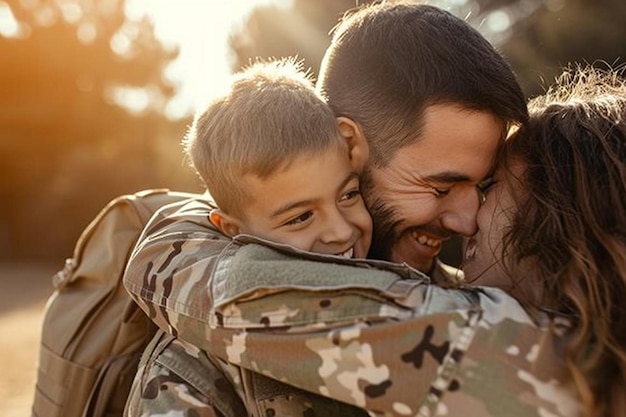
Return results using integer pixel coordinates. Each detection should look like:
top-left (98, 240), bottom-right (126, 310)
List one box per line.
top-left (124, 3), bottom-right (582, 416)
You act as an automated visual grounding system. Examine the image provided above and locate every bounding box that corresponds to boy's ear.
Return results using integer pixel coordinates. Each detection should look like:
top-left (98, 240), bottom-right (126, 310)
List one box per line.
top-left (209, 209), bottom-right (241, 237)
top-left (337, 117), bottom-right (369, 173)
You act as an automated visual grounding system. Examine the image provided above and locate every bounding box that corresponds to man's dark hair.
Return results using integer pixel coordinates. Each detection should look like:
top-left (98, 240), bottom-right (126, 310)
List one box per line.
top-left (317, 3), bottom-right (528, 167)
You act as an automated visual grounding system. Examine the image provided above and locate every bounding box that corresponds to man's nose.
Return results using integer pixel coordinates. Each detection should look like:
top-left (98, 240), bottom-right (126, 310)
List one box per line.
top-left (440, 186), bottom-right (480, 237)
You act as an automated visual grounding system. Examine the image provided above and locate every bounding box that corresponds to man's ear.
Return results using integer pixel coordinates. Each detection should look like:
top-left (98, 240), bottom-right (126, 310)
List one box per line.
top-left (209, 209), bottom-right (241, 237)
top-left (337, 117), bottom-right (369, 173)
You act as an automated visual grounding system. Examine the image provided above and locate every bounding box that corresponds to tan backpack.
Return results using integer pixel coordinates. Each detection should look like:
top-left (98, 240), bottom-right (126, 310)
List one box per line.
top-left (32, 189), bottom-right (202, 417)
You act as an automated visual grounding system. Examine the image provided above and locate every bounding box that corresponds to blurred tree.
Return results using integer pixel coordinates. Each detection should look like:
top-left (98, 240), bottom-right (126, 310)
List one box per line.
top-left (229, 0), bottom-right (626, 96)
top-left (502, 0), bottom-right (626, 96)
top-left (228, 0), bottom-right (371, 78)
top-left (227, 0), bottom-right (537, 78)
top-left (0, 0), bottom-right (197, 261)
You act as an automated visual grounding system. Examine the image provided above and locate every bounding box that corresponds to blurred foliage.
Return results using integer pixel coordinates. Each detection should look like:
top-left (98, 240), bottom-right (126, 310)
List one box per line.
top-left (229, 0), bottom-right (369, 77)
top-left (229, 0), bottom-right (625, 97)
top-left (1, 0), bottom-right (200, 261)
top-left (227, 0), bottom-right (520, 78)
top-left (502, 0), bottom-right (626, 97)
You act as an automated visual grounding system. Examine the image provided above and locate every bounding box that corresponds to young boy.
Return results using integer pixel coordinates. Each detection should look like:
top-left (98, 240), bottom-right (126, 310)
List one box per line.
top-left (125, 58), bottom-right (374, 416)
top-left (184, 58), bottom-right (372, 258)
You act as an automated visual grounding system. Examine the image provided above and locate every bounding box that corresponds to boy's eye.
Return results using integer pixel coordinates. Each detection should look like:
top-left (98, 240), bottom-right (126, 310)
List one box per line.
top-left (340, 189), bottom-right (361, 202)
top-left (284, 211), bottom-right (313, 226)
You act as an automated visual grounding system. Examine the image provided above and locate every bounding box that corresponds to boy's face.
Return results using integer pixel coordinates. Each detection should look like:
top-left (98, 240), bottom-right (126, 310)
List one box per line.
top-left (365, 104), bottom-right (504, 273)
top-left (237, 144), bottom-right (372, 258)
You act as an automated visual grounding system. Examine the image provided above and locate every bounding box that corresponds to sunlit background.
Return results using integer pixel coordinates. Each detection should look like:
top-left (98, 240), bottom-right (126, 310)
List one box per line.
top-left (121, 0), bottom-right (290, 119)
top-left (0, 1), bottom-right (624, 413)
top-left (1, 0), bottom-right (288, 119)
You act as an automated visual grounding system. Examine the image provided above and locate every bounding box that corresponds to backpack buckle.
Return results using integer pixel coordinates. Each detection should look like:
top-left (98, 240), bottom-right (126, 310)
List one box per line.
top-left (52, 258), bottom-right (77, 289)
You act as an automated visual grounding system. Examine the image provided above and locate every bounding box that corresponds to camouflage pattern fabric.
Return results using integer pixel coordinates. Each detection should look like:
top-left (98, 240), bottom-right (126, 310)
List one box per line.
top-left (124, 198), bottom-right (583, 417)
top-left (125, 329), bottom-right (244, 417)
top-left (125, 329), bottom-right (367, 416)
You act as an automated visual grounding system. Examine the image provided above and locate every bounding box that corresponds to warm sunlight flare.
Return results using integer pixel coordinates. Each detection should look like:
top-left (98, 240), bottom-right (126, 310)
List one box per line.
top-left (128, 0), bottom-right (290, 118)
top-left (0, 1), bottom-right (22, 37)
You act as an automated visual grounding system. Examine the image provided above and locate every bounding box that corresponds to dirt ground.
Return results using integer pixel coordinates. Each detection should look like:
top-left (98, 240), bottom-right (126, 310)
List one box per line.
top-left (0, 262), bottom-right (57, 417)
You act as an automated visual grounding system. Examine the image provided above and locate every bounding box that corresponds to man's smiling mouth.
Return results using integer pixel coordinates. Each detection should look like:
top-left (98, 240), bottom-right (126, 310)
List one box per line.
top-left (411, 230), bottom-right (442, 248)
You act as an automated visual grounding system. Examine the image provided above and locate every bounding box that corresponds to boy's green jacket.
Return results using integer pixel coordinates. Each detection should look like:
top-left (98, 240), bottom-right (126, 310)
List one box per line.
top-left (123, 198), bottom-right (581, 417)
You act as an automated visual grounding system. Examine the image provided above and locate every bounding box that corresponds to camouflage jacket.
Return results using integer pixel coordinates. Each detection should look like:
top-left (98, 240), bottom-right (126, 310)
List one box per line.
top-left (123, 198), bottom-right (582, 417)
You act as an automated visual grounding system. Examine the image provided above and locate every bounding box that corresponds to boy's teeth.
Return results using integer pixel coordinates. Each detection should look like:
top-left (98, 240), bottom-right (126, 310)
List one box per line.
top-left (339, 248), bottom-right (354, 258)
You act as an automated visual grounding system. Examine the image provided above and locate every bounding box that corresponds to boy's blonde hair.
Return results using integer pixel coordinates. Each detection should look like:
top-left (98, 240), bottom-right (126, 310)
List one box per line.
top-left (184, 58), bottom-right (344, 217)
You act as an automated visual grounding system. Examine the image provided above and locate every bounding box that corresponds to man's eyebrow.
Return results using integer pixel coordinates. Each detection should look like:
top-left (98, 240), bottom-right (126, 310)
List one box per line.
top-left (421, 171), bottom-right (471, 184)
top-left (269, 171), bottom-right (359, 219)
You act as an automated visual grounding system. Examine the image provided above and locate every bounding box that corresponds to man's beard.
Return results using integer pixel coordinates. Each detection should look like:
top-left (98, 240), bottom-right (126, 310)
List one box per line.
top-left (367, 196), bottom-right (402, 261)
top-left (361, 169), bottom-right (402, 262)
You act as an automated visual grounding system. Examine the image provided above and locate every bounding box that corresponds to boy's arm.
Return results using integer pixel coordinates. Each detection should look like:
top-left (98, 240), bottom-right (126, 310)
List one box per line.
top-left (123, 198), bottom-right (233, 340)
top-left (124, 198), bottom-right (572, 416)
top-left (124, 198), bottom-right (458, 412)
top-left (124, 198), bottom-right (428, 346)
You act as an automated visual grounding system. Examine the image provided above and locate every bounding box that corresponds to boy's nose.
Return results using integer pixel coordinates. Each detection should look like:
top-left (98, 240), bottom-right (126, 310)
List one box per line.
top-left (319, 211), bottom-right (353, 245)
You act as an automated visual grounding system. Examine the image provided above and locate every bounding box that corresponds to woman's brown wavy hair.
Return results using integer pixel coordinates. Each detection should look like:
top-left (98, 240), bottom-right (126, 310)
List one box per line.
top-left (502, 65), bottom-right (626, 417)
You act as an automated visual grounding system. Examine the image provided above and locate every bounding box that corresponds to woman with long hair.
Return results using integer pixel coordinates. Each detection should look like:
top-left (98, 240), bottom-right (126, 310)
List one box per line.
top-left (464, 65), bottom-right (626, 417)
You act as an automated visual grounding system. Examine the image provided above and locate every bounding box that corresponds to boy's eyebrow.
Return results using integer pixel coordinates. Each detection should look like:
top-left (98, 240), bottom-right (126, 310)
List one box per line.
top-left (269, 171), bottom-right (359, 218)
